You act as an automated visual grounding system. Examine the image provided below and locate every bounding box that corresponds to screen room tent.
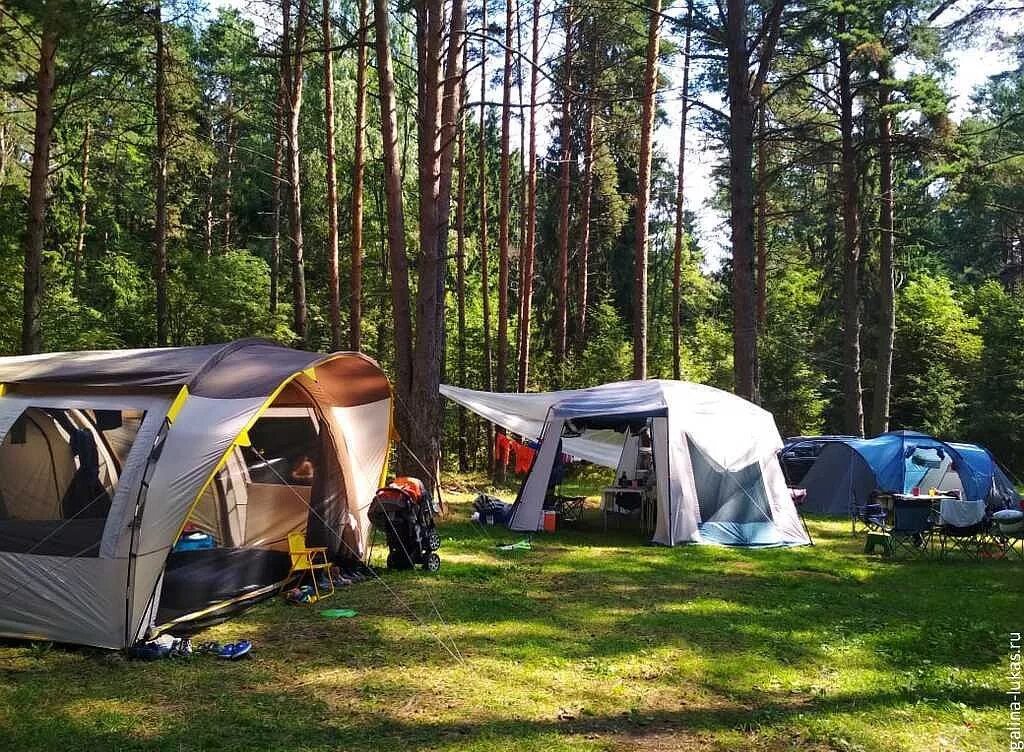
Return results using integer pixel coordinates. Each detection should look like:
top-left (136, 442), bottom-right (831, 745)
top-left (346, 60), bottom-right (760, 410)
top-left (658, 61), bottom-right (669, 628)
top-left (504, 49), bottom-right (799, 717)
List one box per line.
top-left (0, 339), bottom-right (392, 648)
top-left (441, 380), bottom-right (810, 547)
top-left (799, 430), bottom-right (1019, 516)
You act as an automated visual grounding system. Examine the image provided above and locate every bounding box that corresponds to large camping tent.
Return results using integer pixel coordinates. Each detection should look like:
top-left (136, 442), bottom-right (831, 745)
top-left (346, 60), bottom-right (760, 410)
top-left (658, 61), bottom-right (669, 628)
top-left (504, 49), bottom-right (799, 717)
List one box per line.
top-left (0, 339), bottom-right (392, 648)
top-left (799, 431), bottom-right (1018, 516)
top-left (441, 380), bottom-right (810, 548)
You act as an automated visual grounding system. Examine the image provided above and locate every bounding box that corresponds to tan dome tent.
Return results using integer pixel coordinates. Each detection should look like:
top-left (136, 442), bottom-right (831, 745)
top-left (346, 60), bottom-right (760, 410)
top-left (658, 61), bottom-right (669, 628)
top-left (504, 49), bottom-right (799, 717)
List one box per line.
top-left (0, 339), bottom-right (392, 648)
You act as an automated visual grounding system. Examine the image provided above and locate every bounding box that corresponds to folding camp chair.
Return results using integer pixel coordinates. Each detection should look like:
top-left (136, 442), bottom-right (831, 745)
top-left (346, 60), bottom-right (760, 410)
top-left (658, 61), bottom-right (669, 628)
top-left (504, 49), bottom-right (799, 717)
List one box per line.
top-left (546, 494), bottom-right (585, 524)
top-left (870, 495), bottom-right (935, 559)
top-left (852, 490), bottom-right (887, 535)
top-left (286, 532), bottom-right (334, 603)
top-left (936, 520), bottom-right (990, 560)
top-left (935, 498), bottom-right (992, 560)
top-left (993, 512), bottom-right (1024, 560)
top-left (1000, 530), bottom-right (1024, 560)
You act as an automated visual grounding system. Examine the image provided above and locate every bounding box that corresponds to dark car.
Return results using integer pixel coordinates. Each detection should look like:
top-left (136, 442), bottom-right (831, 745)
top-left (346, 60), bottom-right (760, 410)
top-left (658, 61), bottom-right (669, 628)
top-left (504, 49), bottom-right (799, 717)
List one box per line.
top-left (779, 435), bottom-right (857, 486)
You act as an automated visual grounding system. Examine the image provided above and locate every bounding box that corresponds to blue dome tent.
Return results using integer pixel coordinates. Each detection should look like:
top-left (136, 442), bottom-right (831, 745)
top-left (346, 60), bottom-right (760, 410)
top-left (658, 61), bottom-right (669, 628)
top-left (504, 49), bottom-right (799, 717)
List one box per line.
top-left (800, 431), bottom-right (1018, 517)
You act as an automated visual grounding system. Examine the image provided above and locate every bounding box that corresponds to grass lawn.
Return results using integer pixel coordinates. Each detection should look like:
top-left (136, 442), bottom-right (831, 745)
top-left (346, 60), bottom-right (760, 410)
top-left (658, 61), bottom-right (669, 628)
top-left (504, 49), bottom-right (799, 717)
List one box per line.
top-left (1, 471), bottom-right (1021, 751)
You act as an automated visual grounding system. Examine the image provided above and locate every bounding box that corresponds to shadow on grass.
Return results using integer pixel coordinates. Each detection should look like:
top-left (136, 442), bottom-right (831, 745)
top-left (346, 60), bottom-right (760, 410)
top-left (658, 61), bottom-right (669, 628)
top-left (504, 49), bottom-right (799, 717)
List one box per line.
top-left (0, 497), bottom-right (1020, 751)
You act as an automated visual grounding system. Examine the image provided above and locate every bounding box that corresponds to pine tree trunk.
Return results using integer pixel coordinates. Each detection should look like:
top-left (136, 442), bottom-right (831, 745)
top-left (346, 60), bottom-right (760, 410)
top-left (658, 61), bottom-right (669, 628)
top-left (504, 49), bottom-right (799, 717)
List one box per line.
top-left (872, 68), bottom-right (895, 436)
top-left (671, 3), bottom-right (691, 381)
top-left (726, 0), bottom-right (759, 401)
top-left (491, 0), bottom-right (514, 480)
top-left (22, 24), bottom-right (56, 355)
top-left (838, 16), bottom-right (864, 436)
top-left (372, 0), bottom-right (413, 407)
top-left (322, 0), bottom-right (342, 349)
top-left (497, 0), bottom-right (513, 393)
top-left (73, 123), bottom-right (90, 295)
top-left (516, 0), bottom-right (539, 393)
top-left (632, 0), bottom-right (660, 380)
top-left (349, 0), bottom-right (367, 351)
top-left (515, 0), bottom-right (527, 380)
top-left (755, 100), bottom-right (768, 326)
top-left (407, 0), bottom-right (465, 476)
top-left (456, 42), bottom-right (469, 472)
top-left (554, 0), bottom-right (573, 369)
top-left (270, 63), bottom-right (286, 315)
top-left (479, 0), bottom-right (494, 468)
top-left (285, 0), bottom-right (309, 344)
top-left (154, 4), bottom-right (169, 347)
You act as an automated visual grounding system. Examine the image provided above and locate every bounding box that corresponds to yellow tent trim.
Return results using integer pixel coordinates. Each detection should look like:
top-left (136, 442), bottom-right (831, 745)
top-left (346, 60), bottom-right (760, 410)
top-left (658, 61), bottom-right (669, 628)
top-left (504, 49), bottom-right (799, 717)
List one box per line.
top-left (0, 384), bottom-right (7, 397)
top-left (166, 385), bottom-right (189, 423)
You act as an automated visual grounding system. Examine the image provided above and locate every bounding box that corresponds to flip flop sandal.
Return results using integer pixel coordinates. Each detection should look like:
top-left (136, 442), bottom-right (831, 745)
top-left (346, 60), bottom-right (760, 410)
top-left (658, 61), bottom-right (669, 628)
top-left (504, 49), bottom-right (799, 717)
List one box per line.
top-left (217, 640), bottom-right (253, 660)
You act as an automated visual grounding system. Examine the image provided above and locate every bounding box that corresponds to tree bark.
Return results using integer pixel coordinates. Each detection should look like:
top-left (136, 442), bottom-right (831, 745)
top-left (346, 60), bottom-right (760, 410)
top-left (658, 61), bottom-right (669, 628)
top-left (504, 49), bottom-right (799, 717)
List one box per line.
top-left (22, 24), bottom-right (57, 355)
top-left (838, 15), bottom-right (864, 436)
top-left (322, 0), bottom-right (342, 349)
top-left (456, 40), bottom-right (469, 472)
top-left (408, 0), bottom-right (465, 476)
top-left (349, 0), bottom-right (367, 351)
top-left (372, 0), bottom-right (413, 410)
top-left (872, 66), bottom-right (895, 436)
top-left (73, 123), bottom-right (90, 295)
top-left (497, 0), bottom-right (514, 393)
top-left (554, 0), bottom-right (573, 368)
top-left (726, 0), bottom-right (759, 401)
top-left (153, 3), bottom-right (169, 347)
top-left (479, 0), bottom-right (494, 470)
top-left (671, 2), bottom-right (692, 381)
top-left (516, 0), bottom-right (539, 393)
top-left (285, 0), bottom-right (309, 345)
top-left (632, 0), bottom-right (661, 380)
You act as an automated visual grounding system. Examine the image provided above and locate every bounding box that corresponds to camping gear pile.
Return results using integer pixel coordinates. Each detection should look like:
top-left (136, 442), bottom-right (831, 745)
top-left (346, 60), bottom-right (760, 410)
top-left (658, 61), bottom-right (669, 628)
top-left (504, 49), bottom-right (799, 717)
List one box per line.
top-left (472, 493), bottom-right (513, 526)
top-left (369, 476), bottom-right (442, 571)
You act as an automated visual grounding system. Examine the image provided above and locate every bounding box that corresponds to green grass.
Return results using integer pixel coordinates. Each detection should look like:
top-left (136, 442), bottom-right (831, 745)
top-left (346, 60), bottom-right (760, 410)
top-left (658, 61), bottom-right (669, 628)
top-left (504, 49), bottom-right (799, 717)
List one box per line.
top-left (1, 471), bottom-right (1021, 751)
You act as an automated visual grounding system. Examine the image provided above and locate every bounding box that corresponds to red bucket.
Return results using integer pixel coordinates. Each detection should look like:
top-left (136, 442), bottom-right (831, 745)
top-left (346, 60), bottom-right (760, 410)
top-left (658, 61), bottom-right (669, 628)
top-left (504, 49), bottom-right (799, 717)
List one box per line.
top-left (543, 510), bottom-right (557, 533)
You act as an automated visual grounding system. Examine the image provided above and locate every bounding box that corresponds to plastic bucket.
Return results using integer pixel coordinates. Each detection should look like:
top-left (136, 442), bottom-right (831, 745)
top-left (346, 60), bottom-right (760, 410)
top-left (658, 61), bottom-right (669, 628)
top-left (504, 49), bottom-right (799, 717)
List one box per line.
top-left (543, 510), bottom-right (557, 533)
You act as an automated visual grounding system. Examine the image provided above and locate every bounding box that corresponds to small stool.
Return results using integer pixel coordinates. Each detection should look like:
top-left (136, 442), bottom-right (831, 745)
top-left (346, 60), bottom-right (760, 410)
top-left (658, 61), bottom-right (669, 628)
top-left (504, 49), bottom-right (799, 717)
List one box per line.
top-left (864, 531), bottom-right (892, 556)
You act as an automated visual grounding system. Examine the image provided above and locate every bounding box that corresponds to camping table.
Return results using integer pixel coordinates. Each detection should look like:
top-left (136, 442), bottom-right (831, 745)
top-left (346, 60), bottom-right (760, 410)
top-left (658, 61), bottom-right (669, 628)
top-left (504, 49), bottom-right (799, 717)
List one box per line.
top-left (881, 493), bottom-right (957, 509)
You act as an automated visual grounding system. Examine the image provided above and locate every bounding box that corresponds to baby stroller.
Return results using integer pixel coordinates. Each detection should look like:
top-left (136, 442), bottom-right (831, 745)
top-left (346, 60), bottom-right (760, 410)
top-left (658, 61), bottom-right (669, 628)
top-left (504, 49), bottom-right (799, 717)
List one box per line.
top-left (369, 477), bottom-right (441, 572)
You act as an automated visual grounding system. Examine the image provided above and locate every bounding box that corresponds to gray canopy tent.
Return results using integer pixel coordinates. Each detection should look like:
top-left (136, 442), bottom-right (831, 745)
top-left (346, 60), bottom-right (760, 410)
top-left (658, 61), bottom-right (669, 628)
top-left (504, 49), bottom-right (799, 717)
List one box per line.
top-left (442, 380), bottom-right (811, 547)
top-left (0, 340), bottom-right (392, 648)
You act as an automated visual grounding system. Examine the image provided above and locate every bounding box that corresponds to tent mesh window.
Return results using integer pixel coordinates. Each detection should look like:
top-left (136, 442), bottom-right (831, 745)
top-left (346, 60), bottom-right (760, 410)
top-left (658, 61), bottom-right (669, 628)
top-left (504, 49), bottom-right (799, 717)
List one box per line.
top-left (0, 407), bottom-right (145, 557)
top-left (688, 441), bottom-right (774, 525)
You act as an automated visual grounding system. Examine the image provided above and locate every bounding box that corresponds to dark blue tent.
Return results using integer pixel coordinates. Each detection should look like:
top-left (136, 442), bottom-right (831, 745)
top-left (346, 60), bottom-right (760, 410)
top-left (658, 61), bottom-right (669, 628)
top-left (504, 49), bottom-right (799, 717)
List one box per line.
top-left (800, 431), bottom-right (1019, 517)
